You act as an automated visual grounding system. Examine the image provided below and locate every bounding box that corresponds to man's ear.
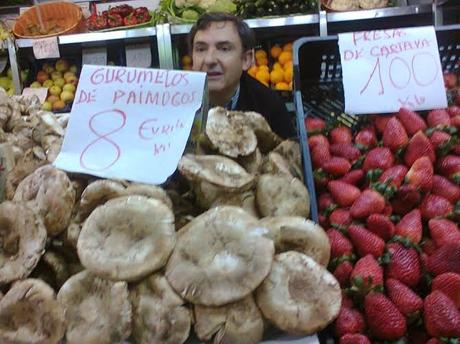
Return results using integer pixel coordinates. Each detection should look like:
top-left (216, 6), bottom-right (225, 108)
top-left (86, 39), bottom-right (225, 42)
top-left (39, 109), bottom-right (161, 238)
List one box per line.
top-left (242, 49), bottom-right (254, 71)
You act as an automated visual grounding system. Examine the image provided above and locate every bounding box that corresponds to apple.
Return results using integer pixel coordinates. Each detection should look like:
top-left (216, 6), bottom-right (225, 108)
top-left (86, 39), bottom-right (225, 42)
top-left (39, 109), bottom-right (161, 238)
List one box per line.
top-left (6, 88), bottom-right (14, 96)
top-left (54, 78), bottom-right (65, 88)
top-left (55, 59), bottom-right (70, 73)
top-left (62, 83), bottom-right (76, 93)
top-left (20, 70), bottom-right (29, 83)
top-left (30, 81), bottom-right (42, 88)
top-left (52, 99), bottom-right (66, 111)
top-left (0, 77), bottom-right (10, 90)
top-left (6, 68), bottom-right (12, 79)
top-left (42, 101), bottom-right (52, 111)
top-left (51, 71), bottom-right (63, 81)
top-left (60, 90), bottom-right (75, 103)
top-left (63, 71), bottom-right (75, 80)
top-left (36, 71), bottom-right (49, 84)
top-left (69, 64), bottom-right (78, 74)
top-left (42, 79), bottom-right (54, 88)
top-left (47, 95), bottom-right (60, 104)
top-left (49, 85), bottom-right (62, 96)
top-left (65, 75), bottom-right (79, 86)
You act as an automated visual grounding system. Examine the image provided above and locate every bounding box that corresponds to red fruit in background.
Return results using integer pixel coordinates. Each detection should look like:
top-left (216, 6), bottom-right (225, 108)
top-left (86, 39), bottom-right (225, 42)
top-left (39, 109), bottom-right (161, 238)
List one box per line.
top-left (350, 189), bottom-right (386, 219)
top-left (420, 194), bottom-right (453, 219)
top-left (448, 105), bottom-right (460, 117)
top-left (455, 88), bottom-right (460, 106)
top-left (426, 339), bottom-right (441, 344)
top-left (430, 130), bottom-right (451, 150)
top-left (318, 192), bottom-right (335, 211)
top-left (432, 175), bottom-right (460, 203)
top-left (437, 155), bottom-right (460, 178)
top-left (451, 115), bottom-right (460, 129)
top-left (330, 126), bottom-right (353, 144)
top-left (366, 214), bottom-right (395, 241)
top-left (350, 254), bottom-right (384, 289)
top-left (329, 208), bottom-right (352, 227)
top-left (405, 156), bottom-right (434, 192)
top-left (386, 242), bottom-right (422, 287)
top-left (432, 272), bottom-right (460, 308)
top-left (426, 243), bottom-right (460, 276)
top-left (372, 115), bottom-right (392, 134)
top-left (333, 260), bottom-right (354, 288)
top-left (355, 126), bottom-right (377, 148)
top-left (319, 214), bottom-right (329, 228)
top-left (323, 157), bottom-right (351, 176)
top-left (339, 334), bottom-right (371, 344)
top-left (427, 109), bottom-right (451, 127)
top-left (327, 229), bottom-right (354, 258)
top-left (382, 203), bottom-right (393, 216)
top-left (330, 143), bottom-right (361, 162)
top-left (379, 165), bottom-right (408, 188)
top-left (308, 134), bottom-right (329, 149)
top-left (424, 290), bottom-right (460, 338)
top-left (395, 209), bottom-right (422, 244)
top-left (422, 238), bottom-right (437, 256)
top-left (305, 117), bottom-right (326, 133)
top-left (328, 180), bottom-right (361, 207)
top-left (364, 292), bottom-right (407, 340)
top-left (385, 278), bottom-right (423, 317)
top-left (340, 169), bottom-right (365, 186)
top-left (391, 184), bottom-right (421, 215)
top-left (335, 306), bottom-right (366, 337)
top-left (428, 218), bottom-right (460, 248)
top-left (311, 144), bottom-right (331, 168)
top-left (443, 72), bottom-right (458, 88)
top-left (404, 131), bottom-right (435, 167)
top-left (383, 117), bottom-right (409, 151)
top-left (397, 108), bottom-right (427, 136)
top-left (348, 225), bottom-right (385, 258)
top-left (363, 147), bottom-right (395, 172)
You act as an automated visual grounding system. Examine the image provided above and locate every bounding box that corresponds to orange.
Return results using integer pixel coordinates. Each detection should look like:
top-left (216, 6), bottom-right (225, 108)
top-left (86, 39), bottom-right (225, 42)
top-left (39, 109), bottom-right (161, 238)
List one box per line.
top-left (270, 45), bottom-right (282, 59)
top-left (284, 60), bottom-right (293, 71)
top-left (255, 49), bottom-right (267, 60)
top-left (270, 69), bottom-right (284, 84)
top-left (283, 42), bottom-right (293, 52)
top-left (284, 67), bottom-right (293, 83)
top-left (258, 65), bottom-right (269, 72)
top-left (275, 82), bottom-right (290, 91)
top-left (273, 62), bottom-right (283, 71)
top-left (278, 51), bottom-right (292, 66)
top-left (256, 57), bottom-right (269, 66)
top-left (255, 69), bottom-right (270, 84)
top-left (247, 65), bottom-right (258, 78)
top-left (181, 55), bottom-right (192, 66)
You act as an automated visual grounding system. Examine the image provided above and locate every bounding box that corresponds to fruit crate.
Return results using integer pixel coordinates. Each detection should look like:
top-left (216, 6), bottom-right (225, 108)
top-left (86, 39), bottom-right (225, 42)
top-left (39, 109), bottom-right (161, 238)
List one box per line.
top-left (293, 23), bottom-right (460, 224)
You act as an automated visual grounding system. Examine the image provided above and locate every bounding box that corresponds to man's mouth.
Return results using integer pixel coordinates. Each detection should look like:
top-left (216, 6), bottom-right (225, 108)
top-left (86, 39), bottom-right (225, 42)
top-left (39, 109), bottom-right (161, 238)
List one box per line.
top-left (207, 72), bottom-right (222, 78)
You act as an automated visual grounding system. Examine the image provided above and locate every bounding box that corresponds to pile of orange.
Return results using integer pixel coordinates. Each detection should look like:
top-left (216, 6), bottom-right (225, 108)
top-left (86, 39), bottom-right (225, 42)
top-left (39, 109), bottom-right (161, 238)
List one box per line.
top-left (181, 55), bottom-right (192, 70)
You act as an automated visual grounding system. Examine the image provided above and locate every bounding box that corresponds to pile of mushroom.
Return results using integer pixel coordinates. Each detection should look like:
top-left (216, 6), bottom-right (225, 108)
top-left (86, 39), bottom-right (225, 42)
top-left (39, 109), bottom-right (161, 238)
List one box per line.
top-left (0, 90), bottom-right (340, 344)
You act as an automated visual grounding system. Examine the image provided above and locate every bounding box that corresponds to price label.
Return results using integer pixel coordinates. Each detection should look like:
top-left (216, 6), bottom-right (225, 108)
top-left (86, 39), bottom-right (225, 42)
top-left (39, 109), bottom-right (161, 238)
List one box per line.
top-left (338, 26), bottom-right (447, 114)
top-left (32, 36), bottom-right (60, 59)
top-left (22, 87), bottom-right (49, 104)
top-left (82, 47), bottom-right (107, 66)
top-left (125, 43), bottom-right (152, 68)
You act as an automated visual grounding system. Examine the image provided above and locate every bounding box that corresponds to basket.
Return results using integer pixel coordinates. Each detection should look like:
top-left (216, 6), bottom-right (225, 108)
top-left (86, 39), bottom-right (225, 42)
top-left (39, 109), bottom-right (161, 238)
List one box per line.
top-left (292, 24), bottom-right (460, 223)
top-left (13, 2), bottom-right (82, 39)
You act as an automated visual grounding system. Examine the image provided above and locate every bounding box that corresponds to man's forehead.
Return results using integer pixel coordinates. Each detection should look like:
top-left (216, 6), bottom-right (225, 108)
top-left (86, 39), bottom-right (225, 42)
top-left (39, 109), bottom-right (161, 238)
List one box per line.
top-left (194, 21), bottom-right (241, 45)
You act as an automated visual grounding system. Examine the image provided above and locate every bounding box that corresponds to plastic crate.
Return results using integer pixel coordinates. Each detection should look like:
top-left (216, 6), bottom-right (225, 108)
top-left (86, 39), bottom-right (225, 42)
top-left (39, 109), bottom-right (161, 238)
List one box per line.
top-left (293, 24), bottom-right (460, 224)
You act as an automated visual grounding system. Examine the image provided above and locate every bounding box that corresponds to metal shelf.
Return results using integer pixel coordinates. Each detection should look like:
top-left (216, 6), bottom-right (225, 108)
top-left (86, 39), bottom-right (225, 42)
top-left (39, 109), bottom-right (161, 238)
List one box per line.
top-left (326, 4), bottom-right (432, 22)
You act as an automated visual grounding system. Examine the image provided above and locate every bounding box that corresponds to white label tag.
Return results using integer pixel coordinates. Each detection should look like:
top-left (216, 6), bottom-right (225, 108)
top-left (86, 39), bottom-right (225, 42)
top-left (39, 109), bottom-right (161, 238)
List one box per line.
top-left (32, 37), bottom-right (60, 59)
top-left (22, 87), bottom-right (49, 104)
top-left (126, 43), bottom-right (152, 68)
top-left (82, 47), bottom-right (107, 66)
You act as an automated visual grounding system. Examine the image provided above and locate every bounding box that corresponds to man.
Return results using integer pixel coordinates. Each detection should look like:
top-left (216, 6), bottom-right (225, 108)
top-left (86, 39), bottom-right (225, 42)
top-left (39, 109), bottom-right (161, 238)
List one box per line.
top-left (189, 12), bottom-right (295, 138)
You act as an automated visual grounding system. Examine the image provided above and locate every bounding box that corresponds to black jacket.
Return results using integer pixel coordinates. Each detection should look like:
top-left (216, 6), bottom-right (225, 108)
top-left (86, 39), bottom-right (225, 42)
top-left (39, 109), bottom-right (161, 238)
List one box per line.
top-left (235, 73), bottom-right (296, 139)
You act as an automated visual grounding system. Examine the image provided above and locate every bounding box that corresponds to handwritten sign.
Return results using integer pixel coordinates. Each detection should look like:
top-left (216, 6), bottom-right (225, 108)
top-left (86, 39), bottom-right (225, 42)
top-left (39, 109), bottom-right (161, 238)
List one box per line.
top-left (126, 43), bottom-right (152, 68)
top-left (32, 36), bottom-right (60, 59)
top-left (53, 65), bottom-right (206, 185)
top-left (82, 47), bottom-right (107, 66)
top-left (22, 87), bottom-right (48, 103)
top-left (338, 26), bottom-right (447, 114)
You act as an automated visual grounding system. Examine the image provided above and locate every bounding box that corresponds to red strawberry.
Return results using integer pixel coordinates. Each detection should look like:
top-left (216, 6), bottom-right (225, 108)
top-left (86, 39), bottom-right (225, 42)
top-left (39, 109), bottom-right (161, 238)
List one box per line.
top-left (330, 126), bottom-right (353, 144)
top-left (426, 338), bottom-right (441, 344)
top-left (350, 189), bottom-right (386, 219)
top-left (430, 130), bottom-right (451, 150)
top-left (366, 214), bottom-right (395, 241)
top-left (432, 175), bottom-right (460, 203)
top-left (328, 180), bottom-right (361, 207)
top-left (364, 292), bottom-right (407, 340)
top-left (420, 194), bottom-right (453, 219)
top-left (348, 225), bottom-right (385, 258)
top-left (404, 131), bottom-right (435, 167)
top-left (330, 143), bottom-right (361, 162)
top-left (382, 203), bottom-right (393, 216)
top-left (437, 155), bottom-right (460, 180)
top-left (329, 208), bottom-right (352, 227)
top-left (327, 229), bottom-right (354, 258)
top-left (444, 72), bottom-right (458, 89)
top-left (397, 108), bottom-right (427, 136)
top-left (391, 184), bottom-right (421, 215)
top-left (318, 192), bottom-right (335, 211)
top-left (340, 169), bottom-right (365, 186)
top-left (448, 105), bottom-right (460, 117)
top-left (323, 157), bottom-right (351, 176)
top-left (426, 243), bottom-right (460, 276)
top-left (427, 109), bottom-right (451, 127)
top-left (339, 334), bottom-right (371, 344)
top-left (355, 126), bottom-right (377, 149)
top-left (335, 306), bottom-right (366, 337)
top-left (452, 115), bottom-right (460, 129)
top-left (432, 272), bottom-right (460, 308)
top-left (424, 290), bottom-right (460, 338)
top-left (386, 278), bottom-right (423, 317)
top-left (363, 147), bottom-right (395, 172)
top-left (333, 260), bottom-right (354, 288)
top-left (372, 115), bottom-right (392, 134)
top-left (308, 134), bottom-right (329, 149)
top-left (383, 117), bottom-right (409, 151)
top-left (350, 254), bottom-right (383, 289)
top-left (305, 117), bottom-right (326, 133)
top-left (405, 156), bottom-right (434, 192)
top-left (429, 218), bottom-right (460, 248)
top-left (311, 144), bottom-right (331, 168)
top-left (379, 165), bottom-right (408, 188)
top-left (395, 209), bottom-right (423, 244)
top-left (386, 242), bottom-right (422, 287)
top-left (319, 214), bottom-right (329, 229)
top-left (422, 238), bottom-right (437, 256)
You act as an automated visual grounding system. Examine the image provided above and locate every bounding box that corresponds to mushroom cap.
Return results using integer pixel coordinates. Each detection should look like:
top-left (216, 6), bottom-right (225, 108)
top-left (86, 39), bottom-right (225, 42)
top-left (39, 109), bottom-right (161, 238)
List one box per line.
top-left (77, 196), bottom-right (176, 281)
top-left (194, 295), bottom-right (264, 344)
top-left (13, 165), bottom-right (75, 236)
top-left (123, 183), bottom-right (173, 209)
top-left (166, 206), bottom-right (274, 306)
top-left (211, 191), bottom-right (259, 218)
top-left (205, 107), bottom-right (257, 158)
top-left (272, 140), bottom-right (303, 180)
top-left (130, 273), bottom-right (191, 344)
top-left (0, 201), bottom-right (47, 285)
top-left (238, 111), bottom-right (281, 153)
top-left (261, 152), bottom-right (293, 177)
top-left (178, 154), bottom-right (254, 191)
top-left (237, 148), bottom-right (263, 175)
top-left (0, 278), bottom-right (65, 344)
top-left (257, 217), bottom-right (330, 266)
top-left (5, 157), bottom-right (46, 200)
top-left (256, 251), bottom-right (341, 335)
top-left (57, 270), bottom-right (132, 344)
top-left (32, 250), bottom-right (69, 291)
top-left (256, 174), bottom-right (310, 218)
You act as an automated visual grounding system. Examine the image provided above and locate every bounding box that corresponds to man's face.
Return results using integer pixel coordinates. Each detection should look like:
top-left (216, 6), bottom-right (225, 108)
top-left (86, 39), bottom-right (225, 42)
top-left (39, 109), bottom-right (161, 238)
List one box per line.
top-left (192, 21), bottom-right (252, 97)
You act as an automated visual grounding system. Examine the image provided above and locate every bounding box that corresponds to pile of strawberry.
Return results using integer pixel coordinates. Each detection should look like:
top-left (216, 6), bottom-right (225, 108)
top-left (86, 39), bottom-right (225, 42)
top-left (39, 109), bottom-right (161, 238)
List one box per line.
top-left (306, 105), bottom-right (460, 343)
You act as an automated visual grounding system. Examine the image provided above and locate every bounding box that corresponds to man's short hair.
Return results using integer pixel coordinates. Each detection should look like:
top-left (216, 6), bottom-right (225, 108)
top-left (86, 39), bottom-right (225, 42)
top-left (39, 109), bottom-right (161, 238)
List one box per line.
top-left (188, 12), bottom-right (255, 54)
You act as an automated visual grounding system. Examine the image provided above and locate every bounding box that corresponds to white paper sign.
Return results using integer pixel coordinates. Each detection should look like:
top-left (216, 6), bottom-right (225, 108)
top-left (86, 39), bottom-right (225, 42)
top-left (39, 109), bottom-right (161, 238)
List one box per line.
top-left (339, 26), bottom-right (447, 114)
top-left (126, 43), bottom-right (152, 68)
top-left (82, 47), bottom-right (107, 66)
top-left (54, 65), bottom-right (206, 184)
top-left (32, 37), bottom-right (60, 59)
top-left (22, 87), bottom-right (48, 103)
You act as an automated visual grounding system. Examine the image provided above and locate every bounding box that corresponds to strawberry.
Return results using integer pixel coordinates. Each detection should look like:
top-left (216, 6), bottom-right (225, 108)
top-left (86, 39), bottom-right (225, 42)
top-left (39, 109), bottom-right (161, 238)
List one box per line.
top-left (330, 126), bottom-right (353, 144)
top-left (422, 238), bottom-right (437, 256)
top-left (428, 218), bottom-right (460, 248)
top-left (391, 184), bottom-right (421, 215)
top-left (430, 130), bottom-right (451, 150)
top-left (329, 208), bottom-right (352, 227)
top-left (319, 214), bottom-right (329, 229)
top-left (327, 229), bottom-right (354, 258)
top-left (432, 272), bottom-right (460, 308)
top-left (444, 72), bottom-right (458, 88)
top-left (318, 192), bottom-right (335, 211)
top-left (437, 155), bottom-right (460, 181)
top-left (382, 203), bottom-right (393, 216)
top-left (366, 214), bottom-right (395, 241)
top-left (333, 260), bottom-right (354, 288)
top-left (330, 143), bottom-right (361, 162)
top-left (383, 117), bottom-right (409, 151)
top-left (350, 254), bottom-right (383, 289)
top-left (335, 306), bottom-right (366, 337)
top-left (424, 290), bottom-right (460, 338)
top-left (426, 339), bottom-right (441, 344)
top-left (364, 292), bottom-right (407, 340)
top-left (305, 117), bottom-right (326, 133)
top-left (348, 225), bottom-right (385, 258)
top-left (339, 334), bottom-right (371, 344)
top-left (340, 169), bottom-right (365, 186)
top-left (397, 108), bottom-right (427, 136)
top-left (386, 278), bottom-right (423, 317)
top-left (452, 115), bottom-right (460, 130)
top-left (427, 109), bottom-right (451, 127)
top-left (363, 147), bottom-right (395, 172)
top-left (379, 165), bottom-right (408, 188)
top-left (432, 175), bottom-right (460, 203)
top-left (355, 126), bottom-right (377, 149)
top-left (314, 169), bottom-right (329, 189)
top-left (308, 134), bottom-right (329, 149)
top-left (395, 209), bottom-right (423, 244)
top-left (372, 115), bottom-right (392, 134)
top-left (405, 156), bottom-right (434, 192)
top-left (404, 131), bottom-right (436, 167)
top-left (426, 243), bottom-right (460, 276)
top-left (350, 189), bottom-right (386, 219)
top-left (448, 105), bottom-right (460, 117)
top-left (386, 242), bottom-right (422, 287)
top-left (328, 180), bottom-right (361, 207)
top-left (342, 292), bottom-right (354, 308)
top-left (323, 157), bottom-right (351, 176)
top-left (311, 144), bottom-right (331, 168)
top-left (420, 194), bottom-right (453, 220)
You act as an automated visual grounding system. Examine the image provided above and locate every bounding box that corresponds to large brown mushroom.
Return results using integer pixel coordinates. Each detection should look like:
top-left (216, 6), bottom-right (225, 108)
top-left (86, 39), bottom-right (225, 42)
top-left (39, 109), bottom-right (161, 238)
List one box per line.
top-left (57, 270), bottom-right (132, 344)
top-left (166, 206), bottom-right (274, 306)
top-left (273, 140), bottom-right (303, 180)
top-left (256, 251), bottom-right (341, 335)
top-left (123, 183), bottom-right (173, 209)
top-left (77, 196), bottom-right (176, 281)
top-left (238, 110), bottom-right (281, 152)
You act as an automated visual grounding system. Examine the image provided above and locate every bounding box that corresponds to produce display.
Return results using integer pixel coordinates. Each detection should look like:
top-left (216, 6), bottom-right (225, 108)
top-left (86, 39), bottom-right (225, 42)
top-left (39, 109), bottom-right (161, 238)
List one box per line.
top-left (236, 0), bottom-right (317, 19)
top-left (321, 0), bottom-right (390, 11)
top-left (86, 4), bottom-right (152, 31)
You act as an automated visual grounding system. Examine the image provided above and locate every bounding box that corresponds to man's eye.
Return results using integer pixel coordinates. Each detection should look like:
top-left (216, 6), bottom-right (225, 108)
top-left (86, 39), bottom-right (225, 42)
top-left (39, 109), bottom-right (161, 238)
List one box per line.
top-left (220, 46), bottom-right (231, 52)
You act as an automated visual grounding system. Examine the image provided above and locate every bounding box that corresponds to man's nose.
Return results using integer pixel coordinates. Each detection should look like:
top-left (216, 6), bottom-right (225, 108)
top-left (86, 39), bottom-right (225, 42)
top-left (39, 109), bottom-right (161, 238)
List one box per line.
top-left (204, 48), bottom-right (217, 64)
